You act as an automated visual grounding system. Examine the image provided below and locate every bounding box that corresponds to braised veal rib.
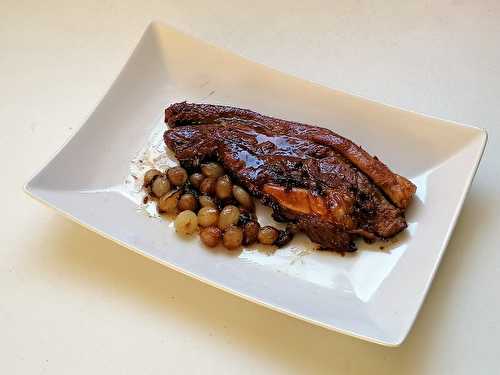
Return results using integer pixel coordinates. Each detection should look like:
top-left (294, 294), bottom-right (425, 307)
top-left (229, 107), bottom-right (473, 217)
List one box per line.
top-left (164, 102), bottom-right (416, 252)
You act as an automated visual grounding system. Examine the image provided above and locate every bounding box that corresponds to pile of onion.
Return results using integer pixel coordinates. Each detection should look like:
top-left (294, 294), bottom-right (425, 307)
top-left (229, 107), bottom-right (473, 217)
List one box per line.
top-left (143, 162), bottom-right (292, 250)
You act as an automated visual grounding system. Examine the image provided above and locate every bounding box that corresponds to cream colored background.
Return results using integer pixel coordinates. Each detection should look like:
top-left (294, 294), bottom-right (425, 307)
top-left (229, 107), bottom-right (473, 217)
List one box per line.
top-left (1, 1), bottom-right (499, 374)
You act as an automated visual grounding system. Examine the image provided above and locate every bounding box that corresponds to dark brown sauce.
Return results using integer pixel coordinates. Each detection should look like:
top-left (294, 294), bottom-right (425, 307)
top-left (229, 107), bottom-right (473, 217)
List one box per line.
top-left (236, 149), bottom-right (264, 179)
top-left (255, 133), bottom-right (295, 154)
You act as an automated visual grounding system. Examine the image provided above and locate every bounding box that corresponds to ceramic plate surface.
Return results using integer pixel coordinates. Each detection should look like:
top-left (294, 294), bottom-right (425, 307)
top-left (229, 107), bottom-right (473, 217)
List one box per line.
top-left (25, 22), bottom-right (487, 346)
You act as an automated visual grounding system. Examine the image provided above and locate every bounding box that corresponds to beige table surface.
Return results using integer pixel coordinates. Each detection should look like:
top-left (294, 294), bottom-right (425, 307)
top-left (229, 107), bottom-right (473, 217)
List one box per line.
top-left (2, 1), bottom-right (499, 374)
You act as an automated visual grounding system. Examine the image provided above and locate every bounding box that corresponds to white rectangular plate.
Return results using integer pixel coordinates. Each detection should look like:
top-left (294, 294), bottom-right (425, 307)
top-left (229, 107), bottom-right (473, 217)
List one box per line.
top-left (25, 22), bottom-right (486, 346)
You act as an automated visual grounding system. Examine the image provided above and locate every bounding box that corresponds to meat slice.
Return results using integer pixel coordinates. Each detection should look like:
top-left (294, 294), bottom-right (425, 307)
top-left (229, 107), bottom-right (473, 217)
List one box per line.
top-left (164, 102), bottom-right (416, 252)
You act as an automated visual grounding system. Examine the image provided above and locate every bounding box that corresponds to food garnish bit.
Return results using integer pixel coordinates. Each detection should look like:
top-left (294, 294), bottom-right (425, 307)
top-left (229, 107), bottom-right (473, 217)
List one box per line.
top-left (143, 163), bottom-right (287, 250)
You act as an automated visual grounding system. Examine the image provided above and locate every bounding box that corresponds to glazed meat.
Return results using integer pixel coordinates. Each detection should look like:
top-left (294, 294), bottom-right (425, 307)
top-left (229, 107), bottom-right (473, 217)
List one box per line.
top-left (164, 102), bottom-right (416, 252)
